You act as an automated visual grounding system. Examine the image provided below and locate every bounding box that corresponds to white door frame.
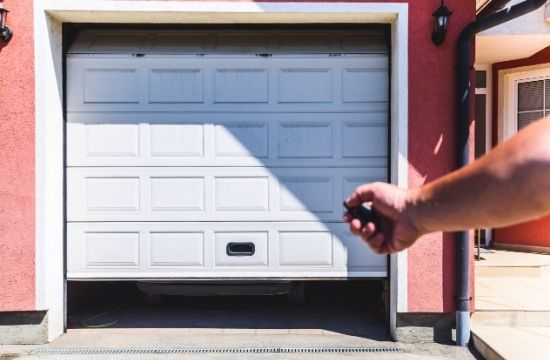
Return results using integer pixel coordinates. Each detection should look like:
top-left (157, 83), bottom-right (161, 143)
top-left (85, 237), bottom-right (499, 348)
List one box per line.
top-left (34, 1), bottom-right (408, 341)
top-left (474, 65), bottom-right (493, 247)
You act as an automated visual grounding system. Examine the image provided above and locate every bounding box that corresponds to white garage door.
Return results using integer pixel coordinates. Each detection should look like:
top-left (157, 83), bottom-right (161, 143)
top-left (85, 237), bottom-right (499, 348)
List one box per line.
top-left (66, 29), bottom-right (389, 279)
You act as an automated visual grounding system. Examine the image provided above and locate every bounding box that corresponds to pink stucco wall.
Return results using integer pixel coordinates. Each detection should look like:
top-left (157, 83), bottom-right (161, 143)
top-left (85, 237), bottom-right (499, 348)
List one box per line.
top-left (406, 0), bottom-right (476, 313)
top-left (0, 0), bottom-right (36, 311)
top-left (0, 0), bottom-right (476, 314)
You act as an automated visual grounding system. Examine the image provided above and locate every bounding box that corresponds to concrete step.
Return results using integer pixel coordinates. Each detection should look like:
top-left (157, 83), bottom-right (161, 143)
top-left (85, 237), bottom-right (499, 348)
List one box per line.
top-left (476, 264), bottom-right (550, 278)
top-left (472, 311), bottom-right (550, 360)
top-left (471, 329), bottom-right (505, 360)
top-left (476, 250), bottom-right (550, 278)
top-left (471, 325), bottom-right (550, 360)
top-left (472, 310), bottom-right (550, 327)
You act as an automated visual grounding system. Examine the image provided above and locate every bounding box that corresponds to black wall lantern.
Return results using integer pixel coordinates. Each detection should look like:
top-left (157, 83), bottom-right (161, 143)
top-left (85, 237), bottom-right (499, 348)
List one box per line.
top-left (0, 3), bottom-right (13, 43)
top-left (432, 0), bottom-right (452, 46)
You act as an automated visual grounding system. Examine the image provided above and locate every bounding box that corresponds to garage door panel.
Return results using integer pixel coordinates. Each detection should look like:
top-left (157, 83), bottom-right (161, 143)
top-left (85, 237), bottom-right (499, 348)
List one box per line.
top-left (85, 177), bottom-right (141, 212)
top-left (153, 35), bottom-right (209, 53)
top-left (67, 222), bottom-right (387, 279)
top-left (67, 167), bottom-right (386, 222)
top-left (214, 177), bottom-right (270, 212)
top-left (214, 68), bottom-right (269, 103)
top-left (78, 33), bottom-right (147, 53)
top-left (150, 232), bottom-right (205, 267)
top-left (83, 68), bottom-right (140, 104)
top-left (67, 113), bottom-right (387, 167)
top-left (68, 101), bottom-right (388, 114)
top-left (215, 34), bottom-right (270, 51)
top-left (277, 68), bottom-right (333, 103)
top-left (279, 177), bottom-right (333, 213)
top-left (84, 232), bottom-right (140, 268)
top-left (84, 123), bottom-right (140, 157)
top-left (214, 121), bottom-right (268, 158)
top-left (150, 123), bottom-right (205, 157)
top-left (67, 29), bottom-right (389, 279)
top-left (278, 122), bottom-right (333, 158)
top-left (342, 123), bottom-right (388, 158)
top-left (149, 69), bottom-right (205, 104)
top-left (279, 232), bottom-right (333, 266)
top-left (342, 68), bottom-right (389, 103)
top-left (150, 177), bottom-right (205, 211)
top-left (67, 56), bottom-right (387, 112)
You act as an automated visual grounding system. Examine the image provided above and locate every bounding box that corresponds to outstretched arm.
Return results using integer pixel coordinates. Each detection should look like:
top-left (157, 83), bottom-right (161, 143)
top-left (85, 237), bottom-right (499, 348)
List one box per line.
top-left (344, 117), bottom-right (550, 254)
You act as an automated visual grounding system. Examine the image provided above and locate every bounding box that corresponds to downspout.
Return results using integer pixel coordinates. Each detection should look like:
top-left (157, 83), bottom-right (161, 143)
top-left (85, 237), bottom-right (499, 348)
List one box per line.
top-left (455, 0), bottom-right (547, 347)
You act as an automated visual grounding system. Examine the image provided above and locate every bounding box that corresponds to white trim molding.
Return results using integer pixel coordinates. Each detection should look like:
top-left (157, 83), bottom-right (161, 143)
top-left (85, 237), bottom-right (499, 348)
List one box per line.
top-left (34, 1), bottom-right (409, 341)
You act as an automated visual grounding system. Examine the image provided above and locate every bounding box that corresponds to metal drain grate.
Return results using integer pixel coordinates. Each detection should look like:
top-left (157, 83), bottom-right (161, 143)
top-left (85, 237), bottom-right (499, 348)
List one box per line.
top-left (32, 346), bottom-right (404, 355)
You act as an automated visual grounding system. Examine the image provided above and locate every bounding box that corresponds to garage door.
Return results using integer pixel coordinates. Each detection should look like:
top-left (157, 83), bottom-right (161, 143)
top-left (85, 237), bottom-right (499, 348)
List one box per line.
top-left (66, 29), bottom-right (389, 279)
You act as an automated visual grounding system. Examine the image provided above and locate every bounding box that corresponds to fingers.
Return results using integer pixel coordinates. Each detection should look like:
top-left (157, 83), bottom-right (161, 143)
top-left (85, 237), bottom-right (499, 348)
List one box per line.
top-left (344, 215), bottom-right (383, 251)
top-left (360, 221), bottom-right (377, 239)
top-left (363, 232), bottom-right (386, 254)
top-left (343, 212), bottom-right (375, 235)
top-left (342, 212), bottom-right (354, 223)
top-left (347, 218), bottom-right (391, 255)
top-left (349, 218), bottom-right (363, 235)
top-left (345, 183), bottom-right (377, 207)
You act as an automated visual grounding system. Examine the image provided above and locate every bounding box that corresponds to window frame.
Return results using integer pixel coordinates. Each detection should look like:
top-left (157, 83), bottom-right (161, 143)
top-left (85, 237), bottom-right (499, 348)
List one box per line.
top-left (504, 68), bottom-right (550, 140)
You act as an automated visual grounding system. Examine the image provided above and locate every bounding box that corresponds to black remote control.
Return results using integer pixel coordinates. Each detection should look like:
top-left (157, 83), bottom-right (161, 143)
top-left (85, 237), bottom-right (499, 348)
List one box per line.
top-left (343, 201), bottom-right (382, 229)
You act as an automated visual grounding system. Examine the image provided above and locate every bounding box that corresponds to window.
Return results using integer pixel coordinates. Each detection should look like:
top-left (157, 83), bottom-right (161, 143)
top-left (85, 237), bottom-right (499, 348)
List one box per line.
top-left (517, 78), bottom-right (550, 130)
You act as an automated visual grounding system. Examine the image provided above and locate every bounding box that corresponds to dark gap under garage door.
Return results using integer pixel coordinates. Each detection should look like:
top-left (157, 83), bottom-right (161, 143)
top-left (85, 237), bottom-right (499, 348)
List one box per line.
top-left (67, 281), bottom-right (388, 339)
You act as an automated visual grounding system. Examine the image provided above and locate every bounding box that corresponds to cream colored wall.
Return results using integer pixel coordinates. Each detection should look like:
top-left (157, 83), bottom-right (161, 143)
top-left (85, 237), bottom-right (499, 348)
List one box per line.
top-left (476, 0), bottom-right (550, 64)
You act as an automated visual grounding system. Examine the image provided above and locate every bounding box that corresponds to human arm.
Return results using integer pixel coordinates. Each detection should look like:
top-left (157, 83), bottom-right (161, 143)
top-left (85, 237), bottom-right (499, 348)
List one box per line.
top-left (344, 117), bottom-right (550, 254)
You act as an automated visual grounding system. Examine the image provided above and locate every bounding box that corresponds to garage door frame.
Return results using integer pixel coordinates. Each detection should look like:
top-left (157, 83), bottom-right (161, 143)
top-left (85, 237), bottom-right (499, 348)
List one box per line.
top-left (34, 1), bottom-right (408, 342)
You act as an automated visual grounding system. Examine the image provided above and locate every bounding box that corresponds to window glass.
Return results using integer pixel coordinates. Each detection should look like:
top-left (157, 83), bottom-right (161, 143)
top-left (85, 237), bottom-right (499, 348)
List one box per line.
top-left (475, 70), bottom-right (486, 89)
top-left (475, 94), bottom-right (486, 158)
top-left (517, 79), bottom-right (546, 130)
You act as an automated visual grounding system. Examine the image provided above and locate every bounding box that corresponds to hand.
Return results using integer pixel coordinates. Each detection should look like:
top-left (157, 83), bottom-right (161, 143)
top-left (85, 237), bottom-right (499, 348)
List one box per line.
top-left (343, 182), bottom-right (424, 254)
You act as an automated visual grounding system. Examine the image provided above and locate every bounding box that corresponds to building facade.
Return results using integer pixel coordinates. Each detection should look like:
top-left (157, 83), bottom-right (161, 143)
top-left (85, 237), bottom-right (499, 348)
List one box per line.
top-left (475, 0), bottom-right (550, 252)
top-left (0, 0), bottom-right (478, 344)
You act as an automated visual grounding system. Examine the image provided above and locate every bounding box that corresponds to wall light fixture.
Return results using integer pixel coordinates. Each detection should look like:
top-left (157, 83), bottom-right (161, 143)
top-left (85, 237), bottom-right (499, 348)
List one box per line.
top-left (432, 0), bottom-right (452, 46)
top-left (0, 4), bottom-right (13, 43)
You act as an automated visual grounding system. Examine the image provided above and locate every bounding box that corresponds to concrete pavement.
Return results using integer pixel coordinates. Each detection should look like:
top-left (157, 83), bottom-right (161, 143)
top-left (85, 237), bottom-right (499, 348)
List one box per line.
top-left (1, 332), bottom-right (480, 359)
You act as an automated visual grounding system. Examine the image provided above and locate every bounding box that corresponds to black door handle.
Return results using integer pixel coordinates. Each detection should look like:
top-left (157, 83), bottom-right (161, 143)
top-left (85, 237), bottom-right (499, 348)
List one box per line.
top-left (226, 242), bottom-right (255, 256)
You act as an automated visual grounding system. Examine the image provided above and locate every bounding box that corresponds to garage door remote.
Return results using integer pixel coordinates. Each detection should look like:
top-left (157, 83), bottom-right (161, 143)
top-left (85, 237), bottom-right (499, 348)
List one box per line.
top-left (343, 201), bottom-right (382, 229)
